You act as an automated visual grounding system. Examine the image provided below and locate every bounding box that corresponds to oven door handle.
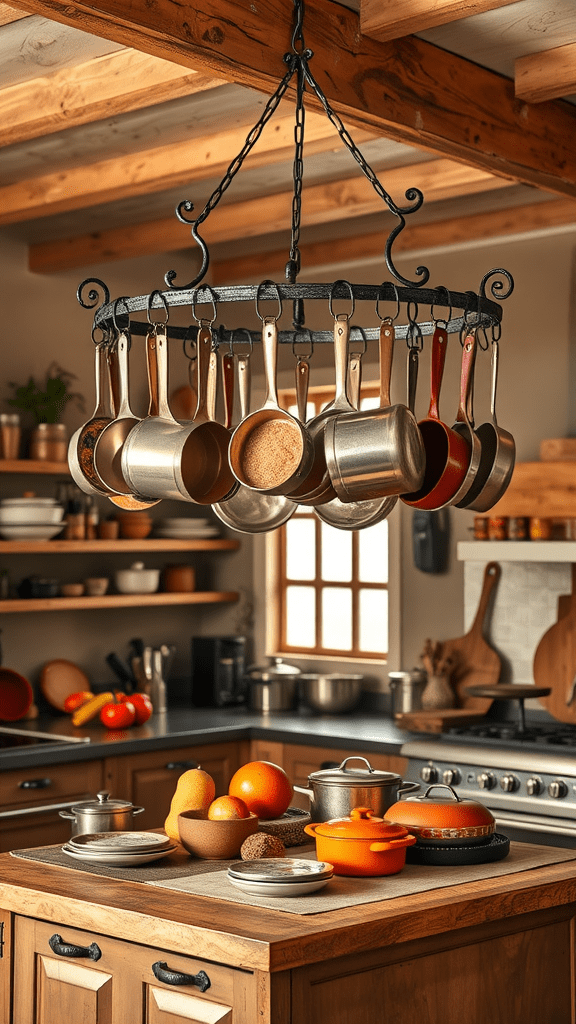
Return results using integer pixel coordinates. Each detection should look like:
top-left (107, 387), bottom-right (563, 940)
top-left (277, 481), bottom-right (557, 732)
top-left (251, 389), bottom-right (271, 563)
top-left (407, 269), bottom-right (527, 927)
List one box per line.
top-left (495, 814), bottom-right (576, 838)
top-left (0, 799), bottom-right (86, 820)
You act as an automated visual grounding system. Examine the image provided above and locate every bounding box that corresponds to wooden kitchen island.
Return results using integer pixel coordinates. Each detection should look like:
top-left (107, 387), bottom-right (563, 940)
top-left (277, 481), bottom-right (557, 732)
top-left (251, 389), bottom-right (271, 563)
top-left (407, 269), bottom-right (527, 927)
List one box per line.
top-left (1, 846), bottom-right (576, 1024)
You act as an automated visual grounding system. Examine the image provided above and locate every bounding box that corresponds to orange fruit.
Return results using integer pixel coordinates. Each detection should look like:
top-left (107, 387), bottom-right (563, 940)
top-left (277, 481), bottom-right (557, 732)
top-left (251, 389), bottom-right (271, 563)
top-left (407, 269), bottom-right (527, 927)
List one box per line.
top-left (207, 795), bottom-right (250, 820)
top-left (164, 768), bottom-right (216, 842)
top-left (228, 761), bottom-right (292, 820)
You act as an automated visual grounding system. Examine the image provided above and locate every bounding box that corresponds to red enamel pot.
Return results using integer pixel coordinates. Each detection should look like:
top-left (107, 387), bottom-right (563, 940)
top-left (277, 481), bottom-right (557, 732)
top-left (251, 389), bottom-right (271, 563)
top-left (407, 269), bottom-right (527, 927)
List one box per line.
top-left (401, 325), bottom-right (470, 510)
top-left (304, 807), bottom-right (416, 876)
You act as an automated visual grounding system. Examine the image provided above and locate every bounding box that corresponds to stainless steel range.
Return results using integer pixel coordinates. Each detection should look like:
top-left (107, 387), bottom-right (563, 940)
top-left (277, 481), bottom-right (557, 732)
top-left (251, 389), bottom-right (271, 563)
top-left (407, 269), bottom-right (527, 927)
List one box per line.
top-left (401, 729), bottom-right (576, 848)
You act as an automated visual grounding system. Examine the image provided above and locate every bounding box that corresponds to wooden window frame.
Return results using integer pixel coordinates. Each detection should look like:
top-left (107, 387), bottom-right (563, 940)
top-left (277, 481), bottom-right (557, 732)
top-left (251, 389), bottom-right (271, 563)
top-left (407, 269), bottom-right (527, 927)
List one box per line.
top-left (273, 378), bottom-right (389, 663)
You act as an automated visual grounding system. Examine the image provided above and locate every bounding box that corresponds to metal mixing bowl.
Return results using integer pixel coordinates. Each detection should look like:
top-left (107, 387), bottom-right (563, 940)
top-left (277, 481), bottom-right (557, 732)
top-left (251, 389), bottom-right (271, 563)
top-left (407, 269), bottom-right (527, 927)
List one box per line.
top-left (300, 673), bottom-right (363, 713)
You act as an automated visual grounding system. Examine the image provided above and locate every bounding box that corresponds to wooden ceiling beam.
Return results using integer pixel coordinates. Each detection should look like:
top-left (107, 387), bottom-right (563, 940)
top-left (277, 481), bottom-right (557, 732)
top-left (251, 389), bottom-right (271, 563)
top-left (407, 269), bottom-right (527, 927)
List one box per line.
top-left (0, 4), bottom-right (30, 24)
top-left (0, 49), bottom-right (226, 148)
top-left (0, 110), bottom-right (371, 225)
top-left (515, 42), bottom-right (576, 104)
top-left (27, 157), bottom-right (508, 273)
top-left (360, 0), bottom-right (518, 44)
top-left (7, 0), bottom-right (576, 197)
top-left (211, 198), bottom-right (576, 283)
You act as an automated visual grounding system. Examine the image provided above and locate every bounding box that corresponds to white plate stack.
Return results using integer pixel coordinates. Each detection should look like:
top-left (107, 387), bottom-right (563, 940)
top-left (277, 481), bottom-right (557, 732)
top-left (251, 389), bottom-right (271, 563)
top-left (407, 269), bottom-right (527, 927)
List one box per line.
top-left (154, 517), bottom-right (220, 539)
top-left (0, 497), bottom-right (65, 540)
top-left (227, 858), bottom-right (334, 897)
top-left (62, 831), bottom-right (176, 866)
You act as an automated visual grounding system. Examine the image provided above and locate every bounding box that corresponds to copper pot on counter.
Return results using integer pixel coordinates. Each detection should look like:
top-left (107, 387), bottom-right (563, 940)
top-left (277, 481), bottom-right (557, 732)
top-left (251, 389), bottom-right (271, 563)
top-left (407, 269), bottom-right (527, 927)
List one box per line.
top-left (385, 783), bottom-right (495, 846)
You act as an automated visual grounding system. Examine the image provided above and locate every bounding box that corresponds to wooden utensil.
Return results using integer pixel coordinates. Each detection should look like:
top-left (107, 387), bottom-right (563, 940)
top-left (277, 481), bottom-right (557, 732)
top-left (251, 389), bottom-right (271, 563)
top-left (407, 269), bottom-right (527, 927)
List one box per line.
top-left (438, 561), bottom-right (502, 712)
top-left (533, 563), bottom-right (576, 722)
top-left (394, 709), bottom-right (487, 734)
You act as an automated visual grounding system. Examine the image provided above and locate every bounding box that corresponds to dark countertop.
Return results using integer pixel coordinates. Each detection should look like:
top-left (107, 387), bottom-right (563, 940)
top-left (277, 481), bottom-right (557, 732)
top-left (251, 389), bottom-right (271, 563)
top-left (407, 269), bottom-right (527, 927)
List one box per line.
top-left (0, 707), bottom-right (416, 770)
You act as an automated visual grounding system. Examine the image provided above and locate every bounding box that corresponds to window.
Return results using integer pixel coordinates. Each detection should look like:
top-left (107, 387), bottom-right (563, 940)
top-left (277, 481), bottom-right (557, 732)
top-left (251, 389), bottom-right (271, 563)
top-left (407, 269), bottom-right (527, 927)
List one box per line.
top-left (271, 380), bottom-right (390, 661)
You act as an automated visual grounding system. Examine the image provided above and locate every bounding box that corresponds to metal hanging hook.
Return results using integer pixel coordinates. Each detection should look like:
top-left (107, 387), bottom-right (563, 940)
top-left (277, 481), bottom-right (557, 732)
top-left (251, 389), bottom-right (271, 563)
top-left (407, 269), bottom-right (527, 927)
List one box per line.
top-left (112, 296), bottom-right (131, 335)
top-left (431, 285), bottom-right (453, 329)
top-left (329, 279), bottom-right (355, 320)
top-left (231, 326), bottom-right (255, 354)
top-left (146, 289), bottom-right (170, 326)
top-left (191, 285), bottom-right (218, 326)
top-left (375, 282), bottom-right (400, 323)
top-left (291, 326), bottom-right (314, 361)
top-left (349, 324), bottom-right (368, 356)
top-left (255, 280), bottom-right (283, 322)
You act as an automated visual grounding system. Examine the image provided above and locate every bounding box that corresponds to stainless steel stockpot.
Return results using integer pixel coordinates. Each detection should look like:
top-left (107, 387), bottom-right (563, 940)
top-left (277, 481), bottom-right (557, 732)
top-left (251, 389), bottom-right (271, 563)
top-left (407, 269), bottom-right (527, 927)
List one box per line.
top-left (293, 756), bottom-right (419, 822)
top-left (59, 790), bottom-right (144, 836)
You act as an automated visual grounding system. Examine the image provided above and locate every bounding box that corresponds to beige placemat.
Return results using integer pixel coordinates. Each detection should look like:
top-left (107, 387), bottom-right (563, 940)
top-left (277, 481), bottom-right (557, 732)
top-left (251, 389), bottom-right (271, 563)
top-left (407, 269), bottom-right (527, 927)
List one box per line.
top-left (9, 843), bottom-right (227, 883)
top-left (148, 843), bottom-right (576, 915)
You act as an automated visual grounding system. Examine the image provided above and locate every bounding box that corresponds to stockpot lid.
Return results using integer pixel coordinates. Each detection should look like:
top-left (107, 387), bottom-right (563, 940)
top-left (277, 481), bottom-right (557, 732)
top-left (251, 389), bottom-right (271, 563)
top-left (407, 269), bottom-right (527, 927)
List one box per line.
top-left (246, 657), bottom-right (301, 682)
top-left (312, 808), bottom-right (411, 840)
top-left (69, 790), bottom-right (136, 815)
top-left (308, 755), bottom-right (401, 788)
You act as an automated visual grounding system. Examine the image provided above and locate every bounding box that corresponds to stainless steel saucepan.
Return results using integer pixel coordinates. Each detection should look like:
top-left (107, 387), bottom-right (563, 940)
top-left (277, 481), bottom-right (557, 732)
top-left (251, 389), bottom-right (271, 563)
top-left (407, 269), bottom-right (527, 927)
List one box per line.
top-left (294, 756), bottom-right (419, 822)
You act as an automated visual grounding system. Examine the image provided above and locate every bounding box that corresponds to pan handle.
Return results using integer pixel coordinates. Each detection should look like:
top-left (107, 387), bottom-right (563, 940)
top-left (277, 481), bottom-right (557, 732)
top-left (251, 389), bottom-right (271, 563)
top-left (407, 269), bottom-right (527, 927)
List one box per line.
top-left (398, 781), bottom-right (420, 795)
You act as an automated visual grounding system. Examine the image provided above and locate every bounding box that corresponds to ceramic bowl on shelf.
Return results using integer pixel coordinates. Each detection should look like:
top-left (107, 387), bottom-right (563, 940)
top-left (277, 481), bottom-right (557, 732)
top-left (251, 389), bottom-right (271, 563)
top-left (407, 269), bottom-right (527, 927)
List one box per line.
top-left (0, 505), bottom-right (64, 524)
top-left (177, 810), bottom-right (259, 859)
top-left (60, 583), bottom-right (85, 597)
top-left (116, 512), bottom-right (153, 539)
top-left (115, 562), bottom-right (160, 594)
top-left (0, 523), bottom-right (64, 540)
top-left (84, 577), bottom-right (109, 597)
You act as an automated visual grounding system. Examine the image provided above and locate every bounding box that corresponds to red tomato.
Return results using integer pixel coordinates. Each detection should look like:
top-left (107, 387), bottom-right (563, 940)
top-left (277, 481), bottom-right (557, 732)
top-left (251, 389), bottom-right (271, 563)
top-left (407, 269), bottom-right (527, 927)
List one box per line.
top-left (63, 691), bottom-right (93, 714)
top-left (120, 692), bottom-right (153, 725)
top-left (99, 701), bottom-right (136, 729)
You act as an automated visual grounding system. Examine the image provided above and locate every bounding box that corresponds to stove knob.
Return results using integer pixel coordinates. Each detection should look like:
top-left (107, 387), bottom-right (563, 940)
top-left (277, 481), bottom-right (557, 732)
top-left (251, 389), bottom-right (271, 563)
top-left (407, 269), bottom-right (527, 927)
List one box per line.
top-left (477, 772), bottom-right (497, 791)
top-left (421, 765), bottom-right (438, 784)
top-left (499, 774), bottom-right (519, 793)
top-left (548, 779), bottom-right (568, 799)
top-left (442, 768), bottom-right (461, 786)
top-left (526, 777), bottom-right (543, 796)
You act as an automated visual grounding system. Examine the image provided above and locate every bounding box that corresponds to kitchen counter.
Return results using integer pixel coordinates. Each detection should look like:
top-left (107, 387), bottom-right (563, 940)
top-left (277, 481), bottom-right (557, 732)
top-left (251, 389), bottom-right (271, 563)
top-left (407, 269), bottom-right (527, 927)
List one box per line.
top-left (0, 707), bottom-right (412, 770)
top-left (1, 842), bottom-right (576, 1023)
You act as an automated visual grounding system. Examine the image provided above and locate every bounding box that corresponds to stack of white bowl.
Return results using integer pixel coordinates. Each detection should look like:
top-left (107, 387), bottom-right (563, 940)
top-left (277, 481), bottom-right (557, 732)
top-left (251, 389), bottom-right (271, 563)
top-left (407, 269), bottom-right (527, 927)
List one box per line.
top-left (0, 497), bottom-right (65, 540)
top-left (154, 517), bottom-right (220, 539)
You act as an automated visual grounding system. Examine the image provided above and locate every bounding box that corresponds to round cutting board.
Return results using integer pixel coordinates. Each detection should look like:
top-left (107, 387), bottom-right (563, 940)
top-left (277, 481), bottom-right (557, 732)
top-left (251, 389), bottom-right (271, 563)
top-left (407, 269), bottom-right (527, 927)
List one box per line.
top-left (40, 659), bottom-right (91, 711)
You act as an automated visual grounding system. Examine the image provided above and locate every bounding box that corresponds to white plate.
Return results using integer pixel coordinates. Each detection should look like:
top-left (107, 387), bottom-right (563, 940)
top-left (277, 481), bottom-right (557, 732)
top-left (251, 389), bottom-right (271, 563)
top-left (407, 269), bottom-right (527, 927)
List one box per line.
top-left (70, 831), bottom-right (173, 853)
top-left (156, 528), bottom-right (220, 538)
top-left (0, 507), bottom-right (64, 524)
top-left (1, 497), bottom-right (58, 506)
top-left (0, 524), bottom-right (64, 540)
top-left (62, 844), bottom-right (176, 866)
top-left (228, 858), bottom-right (333, 882)
top-left (227, 875), bottom-right (331, 897)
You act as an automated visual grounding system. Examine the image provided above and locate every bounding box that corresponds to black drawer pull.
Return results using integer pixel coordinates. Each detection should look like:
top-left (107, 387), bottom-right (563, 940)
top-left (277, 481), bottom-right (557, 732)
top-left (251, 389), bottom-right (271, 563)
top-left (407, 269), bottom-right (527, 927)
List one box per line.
top-left (19, 778), bottom-right (52, 790)
top-left (152, 961), bottom-right (210, 991)
top-left (49, 933), bottom-right (102, 961)
top-left (165, 760), bottom-right (199, 771)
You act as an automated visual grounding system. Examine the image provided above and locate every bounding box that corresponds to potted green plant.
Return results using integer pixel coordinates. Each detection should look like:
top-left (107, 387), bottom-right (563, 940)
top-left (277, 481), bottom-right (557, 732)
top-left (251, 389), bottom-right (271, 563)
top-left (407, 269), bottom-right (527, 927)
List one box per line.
top-left (7, 362), bottom-right (85, 461)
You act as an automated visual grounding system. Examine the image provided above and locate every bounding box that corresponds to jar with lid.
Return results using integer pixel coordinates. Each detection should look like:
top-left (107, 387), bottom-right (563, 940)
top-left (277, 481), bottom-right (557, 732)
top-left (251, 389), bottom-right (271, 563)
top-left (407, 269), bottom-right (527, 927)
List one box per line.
top-left (30, 422), bottom-right (67, 462)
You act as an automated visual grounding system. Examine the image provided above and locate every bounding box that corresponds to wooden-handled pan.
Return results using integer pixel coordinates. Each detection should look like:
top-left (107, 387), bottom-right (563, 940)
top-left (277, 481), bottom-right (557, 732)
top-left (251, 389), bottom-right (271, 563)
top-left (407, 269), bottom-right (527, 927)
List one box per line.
top-left (533, 563), bottom-right (576, 723)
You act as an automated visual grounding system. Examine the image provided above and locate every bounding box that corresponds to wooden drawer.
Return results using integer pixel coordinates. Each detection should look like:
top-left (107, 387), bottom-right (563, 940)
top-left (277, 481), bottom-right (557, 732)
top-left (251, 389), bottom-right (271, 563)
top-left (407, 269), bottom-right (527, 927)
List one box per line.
top-left (0, 760), bottom-right (103, 810)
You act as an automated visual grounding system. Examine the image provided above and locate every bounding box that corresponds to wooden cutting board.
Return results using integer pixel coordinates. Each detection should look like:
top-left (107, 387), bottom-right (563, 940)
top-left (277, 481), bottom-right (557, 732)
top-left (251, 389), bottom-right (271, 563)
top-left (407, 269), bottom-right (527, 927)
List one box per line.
top-left (394, 709), bottom-right (487, 734)
top-left (533, 563), bottom-right (576, 723)
top-left (438, 561), bottom-right (502, 713)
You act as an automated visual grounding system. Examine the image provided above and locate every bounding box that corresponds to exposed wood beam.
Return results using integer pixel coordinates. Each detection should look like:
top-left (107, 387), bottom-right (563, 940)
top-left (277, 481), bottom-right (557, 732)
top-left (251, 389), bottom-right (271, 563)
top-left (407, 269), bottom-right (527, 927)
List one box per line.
top-left (0, 110), bottom-right (373, 225)
top-left (8, 0), bottom-right (576, 197)
top-left (0, 49), bottom-right (225, 148)
top-left (360, 0), bottom-right (518, 44)
top-left (516, 42), bottom-right (576, 104)
top-left (0, 4), bottom-right (30, 24)
top-left (211, 197), bottom-right (576, 283)
top-left (28, 158), bottom-right (508, 273)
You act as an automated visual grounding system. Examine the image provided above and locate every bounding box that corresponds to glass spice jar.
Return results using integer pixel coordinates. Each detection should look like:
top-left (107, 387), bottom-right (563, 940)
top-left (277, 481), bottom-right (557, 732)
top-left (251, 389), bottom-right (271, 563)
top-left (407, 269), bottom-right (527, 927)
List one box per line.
top-left (529, 517), bottom-right (552, 541)
top-left (488, 516), bottom-right (508, 540)
top-left (473, 516), bottom-right (489, 540)
top-left (508, 516), bottom-right (528, 541)
top-left (30, 423), bottom-right (67, 462)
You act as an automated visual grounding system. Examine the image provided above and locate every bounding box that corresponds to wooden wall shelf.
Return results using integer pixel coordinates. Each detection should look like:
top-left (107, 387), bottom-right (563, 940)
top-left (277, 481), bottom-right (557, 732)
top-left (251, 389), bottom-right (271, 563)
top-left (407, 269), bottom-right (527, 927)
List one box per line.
top-left (0, 538), bottom-right (240, 554)
top-left (490, 461), bottom-right (576, 517)
top-left (458, 541), bottom-right (576, 562)
top-left (0, 459), bottom-right (69, 475)
top-left (0, 591), bottom-right (239, 613)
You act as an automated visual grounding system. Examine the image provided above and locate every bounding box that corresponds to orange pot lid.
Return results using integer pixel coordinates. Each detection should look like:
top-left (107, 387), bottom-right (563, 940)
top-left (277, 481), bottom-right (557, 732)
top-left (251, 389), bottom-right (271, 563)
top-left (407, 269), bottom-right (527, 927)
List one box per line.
top-left (386, 784), bottom-right (495, 829)
top-left (312, 807), bottom-right (411, 840)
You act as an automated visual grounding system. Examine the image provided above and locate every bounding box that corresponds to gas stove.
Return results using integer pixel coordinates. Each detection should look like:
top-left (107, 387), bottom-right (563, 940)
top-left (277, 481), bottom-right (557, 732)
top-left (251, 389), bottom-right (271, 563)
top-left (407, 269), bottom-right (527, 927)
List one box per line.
top-left (401, 736), bottom-right (576, 848)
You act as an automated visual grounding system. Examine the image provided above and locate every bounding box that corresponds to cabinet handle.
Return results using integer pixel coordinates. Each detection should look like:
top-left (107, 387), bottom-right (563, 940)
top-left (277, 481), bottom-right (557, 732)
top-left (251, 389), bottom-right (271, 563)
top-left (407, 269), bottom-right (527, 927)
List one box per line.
top-left (49, 933), bottom-right (102, 961)
top-left (19, 778), bottom-right (52, 789)
top-left (165, 760), bottom-right (199, 770)
top-left (152, 961), bottom-right (210, 991)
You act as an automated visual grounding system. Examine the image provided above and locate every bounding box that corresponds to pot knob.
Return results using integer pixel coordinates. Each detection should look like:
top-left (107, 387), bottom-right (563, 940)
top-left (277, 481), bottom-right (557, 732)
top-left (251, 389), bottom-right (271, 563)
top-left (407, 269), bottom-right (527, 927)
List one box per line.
top-left (499, 774), bottom-right (519, 793)
top-left (442, 768), bottom-right (461, 786)
top-left (477, 771), bottom-right (496, 791)
top-left (548, 779), bottom-right (568, 799)
top-left (420, 765), bottom-right (438, 784)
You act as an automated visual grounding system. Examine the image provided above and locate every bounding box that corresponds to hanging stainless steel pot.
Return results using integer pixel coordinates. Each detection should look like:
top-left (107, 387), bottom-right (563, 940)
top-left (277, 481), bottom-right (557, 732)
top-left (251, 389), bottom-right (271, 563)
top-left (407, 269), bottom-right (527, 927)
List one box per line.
top-left (293, 755), bottom-right (419, 822)
top-left (59, 790), bottom-right (144, 836)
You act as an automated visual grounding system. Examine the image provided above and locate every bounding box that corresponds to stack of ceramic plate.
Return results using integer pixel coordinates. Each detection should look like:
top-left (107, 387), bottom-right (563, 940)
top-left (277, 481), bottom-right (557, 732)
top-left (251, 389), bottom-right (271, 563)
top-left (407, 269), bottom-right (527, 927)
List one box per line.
top-left (227, 858), bottom-right (334, 897)
top-left (62, 831), bottom-right (176, 866)
top-left (0, 497), bottom-right (65, 540)
top-left (155, 517), bottom-right (220, 539)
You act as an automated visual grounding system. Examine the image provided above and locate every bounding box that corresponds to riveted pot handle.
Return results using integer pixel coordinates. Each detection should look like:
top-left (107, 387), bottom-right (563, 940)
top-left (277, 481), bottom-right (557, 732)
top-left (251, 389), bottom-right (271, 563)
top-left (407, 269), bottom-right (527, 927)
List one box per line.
top-left (131, 806), bottom-right (145, 816)
top-left (398, 781), bottom-right (420, 795)
top-left (337, 756), bottom-right (375, 773)
top-left (293, 785), bottom-right (313, 799)
top-left (369, 834), bottom-right (417, 853)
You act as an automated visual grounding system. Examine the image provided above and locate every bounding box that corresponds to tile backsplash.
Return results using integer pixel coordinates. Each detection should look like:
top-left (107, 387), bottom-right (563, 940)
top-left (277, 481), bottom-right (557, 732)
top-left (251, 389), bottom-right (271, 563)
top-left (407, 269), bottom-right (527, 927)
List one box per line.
top-left (463, 561), bottom-right (572, 687)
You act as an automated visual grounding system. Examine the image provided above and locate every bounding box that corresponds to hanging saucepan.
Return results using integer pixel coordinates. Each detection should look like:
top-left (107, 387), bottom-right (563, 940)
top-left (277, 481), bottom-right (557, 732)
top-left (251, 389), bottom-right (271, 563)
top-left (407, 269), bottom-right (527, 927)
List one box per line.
top-left (315, 315), bottom-right (398, 530)
top-left (68, 336), bottom-right (116, 496)
top-left (385, 783), bottom-right (495, 847)
top-left (401, 323), bottom-right (471, 510)
top-left (92, 326), bottom-right (142, 496)
top-left (212, 342), bottom-right (297, 533)
top-left (461, 335), bottom-right (516, 512)
top-left (443, 327), bottom-right (483, 508)
top-left (228, 281), bottom-right (314, 496)
top-left (221, 345), bottom-right (235, 429)
top-left (324, 309), bottom-right (425, 502)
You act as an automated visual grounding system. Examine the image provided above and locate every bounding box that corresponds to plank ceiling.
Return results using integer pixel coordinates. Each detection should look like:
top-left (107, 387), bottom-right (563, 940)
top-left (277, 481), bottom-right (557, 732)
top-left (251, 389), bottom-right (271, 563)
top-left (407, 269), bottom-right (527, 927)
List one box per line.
top-left (1, 0), bottom-right (576, 283)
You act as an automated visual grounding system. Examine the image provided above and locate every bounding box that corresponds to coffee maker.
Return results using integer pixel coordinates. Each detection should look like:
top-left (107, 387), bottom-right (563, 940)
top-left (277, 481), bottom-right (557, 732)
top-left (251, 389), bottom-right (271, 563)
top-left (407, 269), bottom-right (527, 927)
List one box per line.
top-left (191, 636), bottom-right (247, 707)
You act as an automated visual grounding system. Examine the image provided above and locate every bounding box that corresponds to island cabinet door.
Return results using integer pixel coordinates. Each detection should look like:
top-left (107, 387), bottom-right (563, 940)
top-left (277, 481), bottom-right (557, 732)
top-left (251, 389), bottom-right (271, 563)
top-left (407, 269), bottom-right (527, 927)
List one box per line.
top-left (13, 916), bottom-right (259, 1024)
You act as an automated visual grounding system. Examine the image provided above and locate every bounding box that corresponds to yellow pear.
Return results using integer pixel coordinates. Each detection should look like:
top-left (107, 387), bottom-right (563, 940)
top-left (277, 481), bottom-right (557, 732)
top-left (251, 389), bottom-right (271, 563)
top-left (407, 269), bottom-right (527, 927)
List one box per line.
top-left (164, 768), bottom-right (216, 842)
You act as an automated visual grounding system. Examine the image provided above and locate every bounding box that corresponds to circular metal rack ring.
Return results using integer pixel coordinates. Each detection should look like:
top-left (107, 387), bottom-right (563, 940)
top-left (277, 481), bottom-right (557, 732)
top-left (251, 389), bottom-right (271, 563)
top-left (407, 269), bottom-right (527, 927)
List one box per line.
top-left (84, 279), bottom-right (510, 345)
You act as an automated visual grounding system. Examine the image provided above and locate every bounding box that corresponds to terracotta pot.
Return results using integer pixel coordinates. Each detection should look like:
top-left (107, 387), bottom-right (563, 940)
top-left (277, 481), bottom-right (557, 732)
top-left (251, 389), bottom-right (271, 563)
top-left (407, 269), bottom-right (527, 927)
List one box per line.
top-left (385, 783), bottom-right (495, 846)
top-left (163, 564), bottom-right (196, 593)
top-left (304, 807), bottom-right (416, 876)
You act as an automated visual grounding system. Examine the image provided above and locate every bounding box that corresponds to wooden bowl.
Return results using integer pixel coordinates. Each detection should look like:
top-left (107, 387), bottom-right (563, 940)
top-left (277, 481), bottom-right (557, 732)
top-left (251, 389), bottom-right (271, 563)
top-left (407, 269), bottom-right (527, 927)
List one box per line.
top-left (177, 811), bottom-right (258, 859)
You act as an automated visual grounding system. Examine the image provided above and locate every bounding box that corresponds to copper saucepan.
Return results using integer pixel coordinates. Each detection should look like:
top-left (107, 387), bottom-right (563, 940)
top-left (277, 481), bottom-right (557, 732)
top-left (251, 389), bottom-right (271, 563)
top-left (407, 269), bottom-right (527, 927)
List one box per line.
top-left (68, 340), bottom-right (115, 497)
top-left (445, 328), bottom-right (483, 508)
top-left (462, 337), bottom-right (516, 511)
top-left (401, 325), bottom-right (470, 510)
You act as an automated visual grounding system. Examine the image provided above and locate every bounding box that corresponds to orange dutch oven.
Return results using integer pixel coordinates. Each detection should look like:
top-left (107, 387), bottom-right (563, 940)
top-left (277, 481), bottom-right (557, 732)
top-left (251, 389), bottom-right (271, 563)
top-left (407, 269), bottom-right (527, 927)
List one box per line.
top-left (385, 784), bottom-right (495, 847)
top-left (304, 807), bottom-right (416, 876)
